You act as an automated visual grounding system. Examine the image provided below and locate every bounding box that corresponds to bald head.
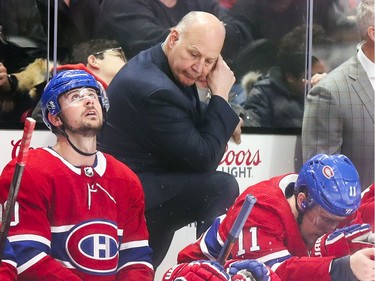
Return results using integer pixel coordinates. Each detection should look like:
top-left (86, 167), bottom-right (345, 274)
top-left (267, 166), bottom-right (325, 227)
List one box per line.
top-left (176, 11), bottom-right (226, 44)
top-left (163, 11), bottom-right (227, 86)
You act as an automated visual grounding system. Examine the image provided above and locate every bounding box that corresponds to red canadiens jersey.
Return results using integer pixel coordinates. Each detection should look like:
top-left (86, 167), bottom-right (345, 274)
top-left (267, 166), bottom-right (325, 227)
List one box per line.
top-left (0, 148), bottom-right (154, 281)
top-left (178, 174), bottom-right (335, 281)
top-left (359, 184), bottom-right (374, 231)
top-left (0, 236), bottom-right (17, 281)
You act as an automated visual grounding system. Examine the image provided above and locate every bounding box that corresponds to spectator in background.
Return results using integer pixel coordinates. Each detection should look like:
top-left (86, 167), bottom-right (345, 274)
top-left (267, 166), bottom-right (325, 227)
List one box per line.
top-left (177, 154), bottom-right (375, 281)
top-left (35, 0), bottom-right (102, 63)
top-left (31, 39), bottom-right (127, 123)
top-left (0, 0), bottom-right (47, 73)
top-left (228, 0), bottom-right (356, 41)
top-left (242, 56), bottom-right (325, 128)
top-left (98, 11), bottom-right (242, 268)
top-left (242, 24), bottom-right (330, 128)
top-left (302, 0), bottom-right (374, 190)
top-left (230, 0), bottom-right (358, 80)
top-left (219, 0), bottom-right (237, 10)
top-left (66, 39), bottom-right (127, 86)
top-left (0, 70), bottom-right (154, 280)
top-left (0, 39), bottom-right (125, 123)
top-left (0, 0), bottom-right (47, 122)
top-left (96, 0), bottom-right (252, 68)
top-left (0, 59), bottom-right (46, 122)
top-left (0, 0), bottom-right (103, 68)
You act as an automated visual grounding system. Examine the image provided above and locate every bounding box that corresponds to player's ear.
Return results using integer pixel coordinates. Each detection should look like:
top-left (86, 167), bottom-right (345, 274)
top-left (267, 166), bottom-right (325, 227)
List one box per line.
top-left (49, 113), bottom-right (62, 127)
top-left (297, 192), bottom-right (307, 212)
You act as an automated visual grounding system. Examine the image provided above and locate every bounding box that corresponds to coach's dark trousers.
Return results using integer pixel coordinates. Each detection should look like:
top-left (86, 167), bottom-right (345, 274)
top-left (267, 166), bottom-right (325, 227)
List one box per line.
top-left (138, 171), bottom-right (239, 268)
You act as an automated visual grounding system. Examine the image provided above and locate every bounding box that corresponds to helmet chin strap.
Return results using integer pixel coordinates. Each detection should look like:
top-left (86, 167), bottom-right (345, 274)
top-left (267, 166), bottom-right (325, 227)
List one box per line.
top-left (66, 134), bottom-right (97, 156)
top-left (59, 126), bottom-right (97, 157)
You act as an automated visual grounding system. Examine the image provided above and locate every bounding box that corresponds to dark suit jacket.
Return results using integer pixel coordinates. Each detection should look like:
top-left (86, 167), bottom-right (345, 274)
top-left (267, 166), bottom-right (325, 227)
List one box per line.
top-left (98, 44), bottom-right (239, 204)
top-left (302, 55), bottom-right (374, 189)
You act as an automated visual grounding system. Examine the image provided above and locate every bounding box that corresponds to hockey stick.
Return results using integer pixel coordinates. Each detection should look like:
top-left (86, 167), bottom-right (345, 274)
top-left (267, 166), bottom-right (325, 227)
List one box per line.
top-left (0, 117), bottom-right (36, 260)
top-left (217, 194), bottom-right (257, 266)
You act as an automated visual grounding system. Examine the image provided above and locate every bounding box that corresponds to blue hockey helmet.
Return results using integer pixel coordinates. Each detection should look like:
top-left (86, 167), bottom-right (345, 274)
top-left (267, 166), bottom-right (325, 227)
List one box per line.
top-left (295, 154), bottom-right (361, 217)
top-left (41, 69), bottom-right (110, 130)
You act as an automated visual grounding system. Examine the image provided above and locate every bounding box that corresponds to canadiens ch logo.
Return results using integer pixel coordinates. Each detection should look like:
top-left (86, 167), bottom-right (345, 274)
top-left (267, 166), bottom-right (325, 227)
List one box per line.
top-left (322, 165), bottom-right (334, 179)
top-left (66, 220), bottom-right (119, 274)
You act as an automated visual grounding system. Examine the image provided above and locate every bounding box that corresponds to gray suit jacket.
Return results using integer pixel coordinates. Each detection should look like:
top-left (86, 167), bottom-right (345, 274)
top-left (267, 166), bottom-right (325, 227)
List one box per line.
top-left (302, 55), bottom-right (374, 190)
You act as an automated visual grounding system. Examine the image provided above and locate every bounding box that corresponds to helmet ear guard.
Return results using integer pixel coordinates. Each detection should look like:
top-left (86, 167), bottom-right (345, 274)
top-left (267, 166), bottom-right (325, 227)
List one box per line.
top-left (295, 154), bottom-right (361, 217)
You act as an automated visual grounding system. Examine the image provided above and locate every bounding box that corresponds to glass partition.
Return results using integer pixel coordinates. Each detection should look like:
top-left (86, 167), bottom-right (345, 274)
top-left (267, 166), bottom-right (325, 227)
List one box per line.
top-left (0, 0), bottom-right (362, 131)
top-left (0, 0), bottom-right (48, 126)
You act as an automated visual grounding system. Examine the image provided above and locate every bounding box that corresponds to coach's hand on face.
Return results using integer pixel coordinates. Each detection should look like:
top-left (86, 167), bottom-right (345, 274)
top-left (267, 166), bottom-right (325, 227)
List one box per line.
top-left (206, 55), bottom-right (235, 102)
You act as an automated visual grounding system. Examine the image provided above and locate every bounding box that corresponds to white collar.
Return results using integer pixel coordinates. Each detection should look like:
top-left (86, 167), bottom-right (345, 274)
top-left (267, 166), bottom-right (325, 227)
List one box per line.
top-left (357, 44), bottom-right (375, 79)
top-left (44, 147), bottom-right (107, 176)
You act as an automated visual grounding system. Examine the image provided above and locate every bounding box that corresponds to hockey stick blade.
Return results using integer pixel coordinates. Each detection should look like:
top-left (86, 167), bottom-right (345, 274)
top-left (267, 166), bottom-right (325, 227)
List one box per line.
top-left (217, 194), bottom-right (257, 265)
top-left (0, 117), bottom-right (36, 260)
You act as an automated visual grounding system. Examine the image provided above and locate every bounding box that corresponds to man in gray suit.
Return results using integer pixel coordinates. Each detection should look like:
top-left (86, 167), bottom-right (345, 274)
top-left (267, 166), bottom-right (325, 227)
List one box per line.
top-left (302, 0), bottom-right (374, 190)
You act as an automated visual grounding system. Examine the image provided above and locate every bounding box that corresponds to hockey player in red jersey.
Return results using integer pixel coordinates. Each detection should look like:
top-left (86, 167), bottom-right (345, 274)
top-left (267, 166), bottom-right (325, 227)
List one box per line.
top-left (0, 70), bottom-right (154, 280)
top-left (177, 154), bottom-right (375, 281)
top-left (359, 184), bottom-right (374, 231)
top-left (0, 234), bottom-right (17, 281)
